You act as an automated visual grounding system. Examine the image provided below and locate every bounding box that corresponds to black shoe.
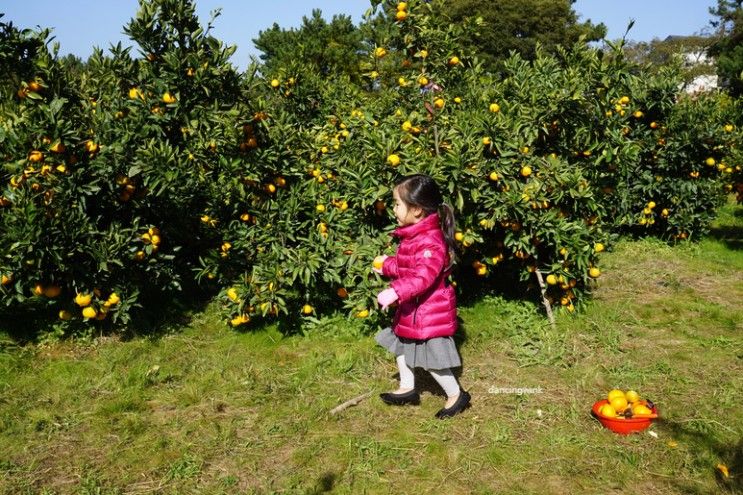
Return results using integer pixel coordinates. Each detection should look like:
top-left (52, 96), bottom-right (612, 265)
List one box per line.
top-left (379, 389), bottom-right (420, 406)
top-left (435, 390), bottom-right (471, 419)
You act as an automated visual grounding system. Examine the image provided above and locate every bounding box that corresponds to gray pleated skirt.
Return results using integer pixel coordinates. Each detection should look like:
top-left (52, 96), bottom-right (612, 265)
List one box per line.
top-left (375, 327), bottom-right (462, 371)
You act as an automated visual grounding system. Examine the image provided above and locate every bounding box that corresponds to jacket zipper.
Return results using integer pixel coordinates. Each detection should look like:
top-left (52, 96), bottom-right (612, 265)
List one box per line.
top-left (413, 297), bottom-right (419, 325)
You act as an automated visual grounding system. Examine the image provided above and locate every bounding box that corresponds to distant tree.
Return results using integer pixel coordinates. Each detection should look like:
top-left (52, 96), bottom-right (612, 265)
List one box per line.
top-left (59, 53), bottom-right (86, 77)
top-left (708, 0), bottom-right (743, 96)
top-left (253, 10), bottom-right (363, 81)
top-left (623, 35), bottom-right (717, 84)
top-left (0, 13), bottom-right (48, 86)
top-left (429, 0), bottom-right (606, 68)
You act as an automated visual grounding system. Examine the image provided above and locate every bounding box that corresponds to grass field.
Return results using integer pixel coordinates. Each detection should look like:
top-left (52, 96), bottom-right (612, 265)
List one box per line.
top-left (1, 202), bottom-right (741, 494)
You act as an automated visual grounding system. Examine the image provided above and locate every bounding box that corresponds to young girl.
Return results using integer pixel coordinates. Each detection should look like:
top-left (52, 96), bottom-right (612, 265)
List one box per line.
top-left (373, 174), bottom-right (470, 419)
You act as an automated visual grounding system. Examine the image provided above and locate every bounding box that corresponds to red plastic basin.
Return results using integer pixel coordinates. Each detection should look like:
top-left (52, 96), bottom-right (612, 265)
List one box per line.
top-left (592, 399), bottom-right (658, 435)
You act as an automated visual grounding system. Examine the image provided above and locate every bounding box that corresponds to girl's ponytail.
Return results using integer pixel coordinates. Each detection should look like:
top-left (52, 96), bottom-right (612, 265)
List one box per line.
top-left (439, 202), bottom-right (457, 269)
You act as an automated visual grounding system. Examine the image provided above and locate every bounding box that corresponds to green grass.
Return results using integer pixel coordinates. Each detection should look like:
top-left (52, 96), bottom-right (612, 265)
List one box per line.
top-left (1, 202), bottom-right (742, 494)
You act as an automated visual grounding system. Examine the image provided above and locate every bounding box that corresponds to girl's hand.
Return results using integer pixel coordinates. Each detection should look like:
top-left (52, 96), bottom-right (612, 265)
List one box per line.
top-left (376, 287), bottom-right (398, 310)
top-left (372, 255), bottom-right (388, 274)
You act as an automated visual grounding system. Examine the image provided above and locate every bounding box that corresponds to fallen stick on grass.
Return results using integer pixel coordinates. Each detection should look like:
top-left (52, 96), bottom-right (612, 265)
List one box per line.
top-left (330, 391), bottom-right (373, 415)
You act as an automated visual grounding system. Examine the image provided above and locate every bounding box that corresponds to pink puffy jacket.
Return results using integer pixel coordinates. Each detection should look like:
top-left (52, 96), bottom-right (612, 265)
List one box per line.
top-left (382, 213), bottom-right (457, 340)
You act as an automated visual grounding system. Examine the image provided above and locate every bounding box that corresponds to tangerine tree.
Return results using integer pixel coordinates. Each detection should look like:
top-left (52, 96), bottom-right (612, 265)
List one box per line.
top-left (1, 0), bottom-right (740, 335)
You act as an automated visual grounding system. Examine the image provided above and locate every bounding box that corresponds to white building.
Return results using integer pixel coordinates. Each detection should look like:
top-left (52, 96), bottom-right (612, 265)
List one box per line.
top-left (665, 36), bottom-right (718, 93)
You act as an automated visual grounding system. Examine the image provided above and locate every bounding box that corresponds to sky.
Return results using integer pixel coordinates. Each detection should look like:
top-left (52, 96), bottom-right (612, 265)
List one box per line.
top-left (1, 0), bottom-right (720, 70)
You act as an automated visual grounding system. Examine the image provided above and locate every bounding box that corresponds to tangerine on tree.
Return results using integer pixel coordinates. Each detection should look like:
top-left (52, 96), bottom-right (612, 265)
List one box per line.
top-left (50, 141), bottom-right (65, 153)
top-left (28, 151), bottom-right (43, 163)
top-left (230, 314), bottom-right (250, 326)
top-left (85, 141), bottom-right (99, 154)
top-left (43, 285), bottom-right (61, 298)
top-left (75, 293), bottom-right (92, 307)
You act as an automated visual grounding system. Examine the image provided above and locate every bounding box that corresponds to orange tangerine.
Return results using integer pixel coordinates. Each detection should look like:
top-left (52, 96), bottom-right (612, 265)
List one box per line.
top-left (625, 390), bottom-right (641, 403)
top-left (632, 403), bottom-right (653, 416)
top-left (609, 396), bottom-right (629, 413)
top-left (607, 389), bottom-right (625, 402)
top-left (599, 403), bottom-right (617, 418)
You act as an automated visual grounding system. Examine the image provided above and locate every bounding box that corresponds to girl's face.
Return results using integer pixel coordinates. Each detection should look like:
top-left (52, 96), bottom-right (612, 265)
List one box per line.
top-left (393, 187), bottom-right (423, 226)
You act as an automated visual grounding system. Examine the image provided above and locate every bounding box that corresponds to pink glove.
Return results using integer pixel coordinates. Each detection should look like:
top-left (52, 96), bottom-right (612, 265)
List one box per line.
top-left (372, 255), bottom-right (388, 275)
top-left (377, 287), bottom-right (398, 310)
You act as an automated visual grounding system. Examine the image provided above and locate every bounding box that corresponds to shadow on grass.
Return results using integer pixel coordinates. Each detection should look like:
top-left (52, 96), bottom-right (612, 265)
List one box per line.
top-left (708, 225), bottom-right (743, 250)
top-left (121, 286), bottom-right (214, 341)
top-left (0, 284), bottom-right (214, 345)
top-left (656, 418), bottom-right (742, 493)
top-left (707, 200), bottom-right (743, 250)
top-left (455, 262), bottom-right (531, 309)
top-left (306, 472), bottom-right (337, 494)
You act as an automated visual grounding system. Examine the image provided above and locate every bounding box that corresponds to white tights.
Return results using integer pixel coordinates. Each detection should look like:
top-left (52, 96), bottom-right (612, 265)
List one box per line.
top-left (396, 354), bottom-right (460, 398)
